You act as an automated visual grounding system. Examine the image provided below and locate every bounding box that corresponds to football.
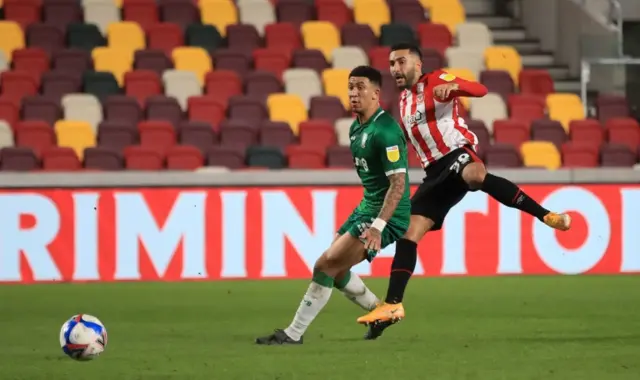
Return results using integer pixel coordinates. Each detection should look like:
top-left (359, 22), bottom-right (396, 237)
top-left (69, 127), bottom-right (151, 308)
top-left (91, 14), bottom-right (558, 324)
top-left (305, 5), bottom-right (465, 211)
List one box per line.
top-left (59, 314), bottom-right (108, 361)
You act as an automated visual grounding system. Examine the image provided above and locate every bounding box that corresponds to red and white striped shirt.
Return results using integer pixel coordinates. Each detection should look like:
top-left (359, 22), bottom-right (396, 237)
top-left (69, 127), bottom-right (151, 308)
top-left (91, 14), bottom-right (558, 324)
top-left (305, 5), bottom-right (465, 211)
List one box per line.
top-left (399, 70), bottom-right (488, 168)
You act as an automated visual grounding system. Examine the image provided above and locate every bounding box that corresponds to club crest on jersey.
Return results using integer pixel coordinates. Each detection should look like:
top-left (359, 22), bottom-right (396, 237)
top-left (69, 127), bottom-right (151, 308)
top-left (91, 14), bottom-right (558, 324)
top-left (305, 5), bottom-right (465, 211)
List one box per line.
top-left (386, 145), bottom-right (400, 162)
top-left (360, 133), bottom-right (368, 148)
top-left (439, 73), bottom-right (456, 82)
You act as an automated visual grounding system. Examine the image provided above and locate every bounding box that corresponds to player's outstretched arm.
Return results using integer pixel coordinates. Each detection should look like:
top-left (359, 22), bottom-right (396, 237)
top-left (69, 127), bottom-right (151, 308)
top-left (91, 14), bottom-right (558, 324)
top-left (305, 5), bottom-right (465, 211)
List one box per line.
top-left (432, 71), bottom-right (487, 99)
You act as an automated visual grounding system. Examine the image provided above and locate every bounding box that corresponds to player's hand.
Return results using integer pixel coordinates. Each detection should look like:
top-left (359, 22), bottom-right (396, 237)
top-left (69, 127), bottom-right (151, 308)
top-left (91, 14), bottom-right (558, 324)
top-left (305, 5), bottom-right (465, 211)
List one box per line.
top-left (433, 83), bottom-right (459, 101)
top-left (360, 227), bottom-right (382, 254)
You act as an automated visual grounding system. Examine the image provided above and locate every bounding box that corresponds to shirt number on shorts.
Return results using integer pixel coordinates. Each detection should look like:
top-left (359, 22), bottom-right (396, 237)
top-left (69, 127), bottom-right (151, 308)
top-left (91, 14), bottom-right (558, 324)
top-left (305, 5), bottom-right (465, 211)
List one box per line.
top-left (354, 157), bottom-right (369, 172)
top-left (449, 153), bottom-right (470, 174)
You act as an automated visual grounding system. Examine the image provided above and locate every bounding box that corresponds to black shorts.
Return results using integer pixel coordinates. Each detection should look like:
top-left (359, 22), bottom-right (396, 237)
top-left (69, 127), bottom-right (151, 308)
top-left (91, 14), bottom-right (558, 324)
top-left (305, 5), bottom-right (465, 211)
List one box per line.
top-left (411, 145), bottom-right (482, 231)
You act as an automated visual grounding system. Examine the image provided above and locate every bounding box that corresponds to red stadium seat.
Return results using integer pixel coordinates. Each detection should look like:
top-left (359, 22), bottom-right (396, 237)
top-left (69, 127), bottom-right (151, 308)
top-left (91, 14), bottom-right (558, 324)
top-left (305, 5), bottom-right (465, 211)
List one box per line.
top-left (600, 143), bottom-right (637, 167)
top-left (276, 0), bottom-right (313, 28)
top-left (124, 70), bottom-right (162, 106)
top-left (569, 119), bottom-right (604, 148)
top-left (4, 0), bottom-right (42, 30)
top-left (508, 103), bottom-right (544, 125)
top-left (596, 93), bottom-right (630, 123)
top-left (493, 119), bottom-right (529, 148)
top-left (508, 93), bottom-right (546, 110)
top-left (0, 147), bottom-right (40, 171)
top-left (606, 117), bottom-right (640, 152)
top-left (41, 146), bottom-right (81, 171)
top-left (22, 95), bottom-right (62, 126)
top-left (227, 24), bottom-right (261, 56)
top-left (104, 95), bottom-right (143, 124)
top-left (518, 70), bottom-right (554, 96)
top-left (12, 48), bottom-right (50, 81)
top-left (0, 97), bottom-right (20, 130)
top-left (316, 0), bottom-right (352, 30)
top-left (341, 23), bottom-right (377, 51)
top-left (166, 145), bottom-right (204, 170)
top-left (484, 143), bottom-right (522, 168)
top-left (1, 71), bottom-right (40, 102)
top-left (124, 145), bottom-right (164, 170)
top-left (287, 145), bottom-right (326, 168)
top-left (204, 70), bottom-right (242, 107)
top-left (253, 49), bottom-right (291, 79)
top-left (97, 121), bottom-right (138, 153)
top-left (561, 142), bottom-right (599, 168)
top-left (530, 119), bottom-right (567, 149)
top-left (219, 120), bottom-right (258, 148)
top-left (227, 96), bottom-right (268, 126)
top-left (122, 0), bottom-right (159, 31)
top-left (368, 46), bottom-right (391, 72)
top-left (417, 23), bottom-right (452, 55)
top-left (245, 71), bottom-right (282, 98)
top-left (207, 145), bottom-right (246, 169)
top-left (158, 0), bottom-right (198, 30)
top-left (145, 95), bottom-right (182, 126)
top-left (265, 23), bottom-right (302, 56)
top-left (298, 120), bottom-right (336, 149)
top-left (187, 96), bottom-right (226, 128)
top-left (84, 147), bottom-right (124, 170)
top-left (259, 121), bottom-right (295, 151)
top-left (15, 120), bottom-right (56, 157)
top-left (309, 96), bottom-right (346, 122)
top-left (213, 49), bottom-right (252, 78)
top-left (138, 121), bottom-right (176, 154)
top-left (178, 121), bottom-right (217, 153)
top-left (147, 23), bottom-right (184, 56)
top-left (326, 145), bottom-right (353, 168)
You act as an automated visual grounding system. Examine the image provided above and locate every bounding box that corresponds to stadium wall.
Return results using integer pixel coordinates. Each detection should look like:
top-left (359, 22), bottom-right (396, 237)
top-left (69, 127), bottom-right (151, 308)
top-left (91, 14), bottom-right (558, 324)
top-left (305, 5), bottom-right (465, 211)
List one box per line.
top-left (1, 169), bottom-right (639, 284)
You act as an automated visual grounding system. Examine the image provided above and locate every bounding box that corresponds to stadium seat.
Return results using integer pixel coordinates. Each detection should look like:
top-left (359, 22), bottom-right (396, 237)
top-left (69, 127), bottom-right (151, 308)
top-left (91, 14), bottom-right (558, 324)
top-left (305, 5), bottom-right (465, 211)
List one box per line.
top-left (166, 145), bottom-right (204, 170)
top-left (353, 0), bottom-right (390, 36)
top-left (445, 47), bottom-right (484, 80)
top-left (12, 48), bottom-right (49, 81)
top-left (26, 24), bottom-right (65, 55)
top-left (267, 94), bottom-right (307, 135)
top-left (546, 93), bottom-right (584, 131)
top-left (246, 145), bottom-right (286, 169)
top-left (237, 0), bottom-right (276, 36)
top-left (0, 97), bottom-right (20, 129)
top-left (606, 117), bottom-right (640, 152)
top-left (417, 23), bottom-right (452, 55)
top-left (390, 0), bottom-right (426, 31)
top-left (122, 0), bottom-right (159, 32)
top-left (569, 119), bottom-right (604, 148)
top-left (600, 143), bottom-right (637, 167)
top-left (245, 71), bottom-right (282, 99)
top-left (283, 68), bottom-right (323, 109)
top-left (147, 23), bottom-right (184, 56)
top-left (334, 117), bottom-right (353, 146)
top-left (301, 21), bottom-right (341, 62)
top-left (332, 46), bottom-right (368, 69)
top-left (530, 119), bottom-right (567, 149)
top-left (133, 49), bottom-right (174, 75)
top-left (253, 49), bottom-right (290, 79)
top-left (421, 48), bottom-right (445, 73)
top-left (228, 96), bottom-right (268, 125)
top-left (519, 69), bottom-right (554, 96)
top-left (54, 120), bottom-right (96, 159)
top-left (341, 23), bottom-right (378, 52)
top-left (67, 23), bottom-right (106, 51)
top-left (509, 102), bottom-right (545, 126)
top-left (520, 141), bottom-right (560, 170)
top-left (22, 96), bottom-right (62, 126)
top-left (430, 1), bottom-right (465, 34)
top-left (561, 142), bottom-right (599, 168)
top-left (42, 147), bottom-right (81, 171)
top-left (53, 48), bottom-right (93, 73)
top-left (104, 95), bottom-right (143, 124)
top-left (178, 121), bottom-right (217, 153)
top-left (97, 121), bottom-right (138, 153)
top-left (0, 121), bottom-right (14, 149)
top-left (187, 96), bottom-right (226, 127)
top-left (469, 94), bottom-right (506, 133)
top-left (0, 146), bottom-right (39, 171)
top-left (265, 23), bottom-right (302, 56)
top-left (162, 70), bottom-right (202, 110)
top-left (276, 0), bottom-right (313, 28)
top-left (145, 96), bottom-right (182, 126)
top-left (1, 71), bottom-right (39, 102)
top-left (213, 49), bottom-right (251, 78)
top-left (484, 46), bottom-right (521, 85)
top-left (15, 120), bottom-right (56, 156)
top-left (368, 46), bottom-right (390, 72)
top-left (484, 143), bottom-right (522, 168)
top-left (316, 0), bottom-right (351, 30)
top-left (309, 96), bottom-right (346, 122)
top-left (171, 47), bottom-right (212, 86)
top-left (287, 145), bottom-right (325, 168)
top-left (204, 70), bottom-right (242, 106)
top-left (227, 24), bottom-right (261, 55)
top-left (493, 119), bottom-right (529, 148)
top-left (84, 147), bottom-right (124, 170)
top-left (124, 145), bottom-right (164, 170)
top-left (207, 145), bottom-right (246, 169)
top-left (456, 22), bottom-right (492, 50)
top-left (106, 21), bottom-right (145, 53)
top-left (480, 70), bottom-right (514, 101)
top-left (293, 49), bottom-right (330, 74)
top-left (200, 0), bottom-right (238, 37)
top-left (159, 0), bottom-right (199, 30)
top-left (380, 23), bottom-right (416, 47)
top-left (43, 0), bottom-right (83, 31)
top-left (597, 94), bottom-right (630, 123)
top-left (61, 93), bottom-right (102, 132)
top-left (299, 120), bottom-right (336, 149)
top-left (4, 0), bottom-right (42, 30)
top-left (322, 69), bottom-right (350, 109)
top-left (124, 70), bottom-right (162, 106)
top-left (41, 71), bottom-right (82, 103)
top-left (466, 119), bottom-right (490, 157)
top-left (92, 47), bottom-right (133, 87)
top-left (83, 1), bottom-right (120, 36)
top-left (326, 145), bottom-right (353, 168)
top-left (138, 120), bottom-right (176, 154)
top-left (185, 24), bottom-right (224, 52)
top-left (259, 121), bottom-right (295, 151)
top-left (218, 120), bottom-right (258, 148)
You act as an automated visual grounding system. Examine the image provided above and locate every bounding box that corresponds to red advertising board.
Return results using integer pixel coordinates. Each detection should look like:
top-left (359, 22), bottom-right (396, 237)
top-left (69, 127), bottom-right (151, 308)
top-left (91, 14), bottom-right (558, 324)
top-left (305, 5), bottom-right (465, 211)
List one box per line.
top-left (0, 184), bottom-right (639, 283)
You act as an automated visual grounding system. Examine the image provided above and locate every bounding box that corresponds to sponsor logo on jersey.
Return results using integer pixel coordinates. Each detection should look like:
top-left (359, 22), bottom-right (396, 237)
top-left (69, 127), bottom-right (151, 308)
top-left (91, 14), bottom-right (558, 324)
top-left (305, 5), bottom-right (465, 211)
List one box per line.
top-left (404, 110), bottom-right (424, 125)
top-left (439, 73), bottom-right (456, 82)
top-left (386, 145), bottom-right (400, 162)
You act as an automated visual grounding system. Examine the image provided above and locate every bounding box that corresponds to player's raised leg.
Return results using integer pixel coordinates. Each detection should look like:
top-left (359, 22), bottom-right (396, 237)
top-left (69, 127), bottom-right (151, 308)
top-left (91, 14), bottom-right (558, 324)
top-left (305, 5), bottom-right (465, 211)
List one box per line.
top-left (255, 233), bottom-right (367, 345)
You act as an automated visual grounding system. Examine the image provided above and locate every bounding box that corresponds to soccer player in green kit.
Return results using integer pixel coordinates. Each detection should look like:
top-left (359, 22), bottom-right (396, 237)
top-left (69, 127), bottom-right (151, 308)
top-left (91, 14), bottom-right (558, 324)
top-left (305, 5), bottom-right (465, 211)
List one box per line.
top-left (255, 65), bottom-right (411, 345)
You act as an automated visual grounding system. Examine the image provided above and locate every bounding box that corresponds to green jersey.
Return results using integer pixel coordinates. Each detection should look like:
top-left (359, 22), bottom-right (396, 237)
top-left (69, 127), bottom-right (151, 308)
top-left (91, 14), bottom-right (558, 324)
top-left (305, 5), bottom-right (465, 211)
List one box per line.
top-left (349, 107), bottom-right (411, 219)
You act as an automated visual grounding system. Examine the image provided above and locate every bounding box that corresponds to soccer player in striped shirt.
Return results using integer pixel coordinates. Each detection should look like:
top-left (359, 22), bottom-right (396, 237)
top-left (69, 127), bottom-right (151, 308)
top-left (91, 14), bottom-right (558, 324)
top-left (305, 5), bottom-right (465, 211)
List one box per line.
top-left (358, 43), bottom-right (572, 339)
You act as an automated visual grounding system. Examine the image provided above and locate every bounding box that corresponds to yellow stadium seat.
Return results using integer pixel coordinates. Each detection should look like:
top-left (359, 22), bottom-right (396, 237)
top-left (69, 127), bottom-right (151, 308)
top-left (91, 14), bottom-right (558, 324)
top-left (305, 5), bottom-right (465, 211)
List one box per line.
top-left (54, 121), bottom-right (96, 159)
top-left (520, 141), bottom-right (561, 170)
top-left (92, 47), bottom-right (134, 86)
top-left (322, 68), bottom-right (350, 109)
top-left (353, 0), bottom-right (390, 36)
top-left (171, 47), bottom-right (212, 86)
top-left (430, 1), bottom-right (465, 34)
top-left (546, 93), bottom-right (585, 131)
top-left (0, 21), bottom-right (25, 63)
top-left (267, 94), bottom-right (308, 135)
top-left (200, 0), bottom-right (238, 37)
top-left (484, 46), bottom-right (522, 85)
top-left (301, 21), bottom-right (341, 62)
top-left (107, 22), bottom-right (145, 53)
top-left (441, 68), bottom-right (475, 109)
top-left (113, 0), bottom-right (123, 7)
top-left (420, 0), bottom-right (462, 9)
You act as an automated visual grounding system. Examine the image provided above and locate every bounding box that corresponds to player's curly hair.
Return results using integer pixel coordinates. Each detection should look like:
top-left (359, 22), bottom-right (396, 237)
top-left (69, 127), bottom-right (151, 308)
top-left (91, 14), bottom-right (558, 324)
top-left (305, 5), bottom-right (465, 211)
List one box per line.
top-left (349, 66), bottom-right (382, 87)
top-left (390, 42), bottom-right (423, 62)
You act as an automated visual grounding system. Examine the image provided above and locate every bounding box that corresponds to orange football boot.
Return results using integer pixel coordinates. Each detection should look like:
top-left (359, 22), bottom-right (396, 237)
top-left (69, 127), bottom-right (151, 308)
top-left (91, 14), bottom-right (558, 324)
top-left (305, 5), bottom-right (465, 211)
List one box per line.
top-left (357, 302), bottom-right (405, 325)
top-left (543, 212), bottom-right (572, 231)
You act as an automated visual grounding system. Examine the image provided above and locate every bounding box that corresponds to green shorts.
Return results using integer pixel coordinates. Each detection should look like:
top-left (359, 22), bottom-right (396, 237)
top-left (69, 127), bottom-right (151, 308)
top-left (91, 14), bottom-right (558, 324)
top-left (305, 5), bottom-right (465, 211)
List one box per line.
top-left (337, 210), bottom-right (409, 262)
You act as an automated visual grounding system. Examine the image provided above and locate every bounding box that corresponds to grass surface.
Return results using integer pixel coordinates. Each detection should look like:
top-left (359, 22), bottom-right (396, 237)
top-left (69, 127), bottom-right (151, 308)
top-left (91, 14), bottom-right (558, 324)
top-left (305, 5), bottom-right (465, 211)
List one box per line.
top-left (1, 276), bottom-right (639, 379)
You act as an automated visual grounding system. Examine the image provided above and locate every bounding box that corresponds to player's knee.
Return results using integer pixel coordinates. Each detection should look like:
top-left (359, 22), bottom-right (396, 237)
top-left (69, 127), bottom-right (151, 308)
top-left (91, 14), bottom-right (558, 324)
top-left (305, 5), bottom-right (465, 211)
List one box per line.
top-left (462, 162), bottom-right (487, 190)
top-left (403, 215), bottom-right (433, 242)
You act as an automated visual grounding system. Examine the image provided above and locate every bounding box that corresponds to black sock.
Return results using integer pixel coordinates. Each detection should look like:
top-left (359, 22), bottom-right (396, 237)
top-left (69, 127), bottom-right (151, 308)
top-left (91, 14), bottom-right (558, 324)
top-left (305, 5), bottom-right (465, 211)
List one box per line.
top-left (481, 173), bottom-right (549, 220)
top-left (385, 238), bottom-right (418, 304)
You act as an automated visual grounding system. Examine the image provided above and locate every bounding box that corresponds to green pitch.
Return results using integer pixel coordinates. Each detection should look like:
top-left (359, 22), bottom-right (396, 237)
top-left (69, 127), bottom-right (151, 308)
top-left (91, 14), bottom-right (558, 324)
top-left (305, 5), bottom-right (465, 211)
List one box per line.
top-left (2, 276), bottom-right (640, 380)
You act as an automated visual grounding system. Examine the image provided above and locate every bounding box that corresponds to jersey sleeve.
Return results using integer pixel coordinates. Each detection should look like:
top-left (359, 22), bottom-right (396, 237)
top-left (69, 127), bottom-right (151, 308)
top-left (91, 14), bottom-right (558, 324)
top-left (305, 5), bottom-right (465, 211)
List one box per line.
top-left (375, 119), bottom-right (409, 176)
top-left (429, 70), bottom-right (487, 98)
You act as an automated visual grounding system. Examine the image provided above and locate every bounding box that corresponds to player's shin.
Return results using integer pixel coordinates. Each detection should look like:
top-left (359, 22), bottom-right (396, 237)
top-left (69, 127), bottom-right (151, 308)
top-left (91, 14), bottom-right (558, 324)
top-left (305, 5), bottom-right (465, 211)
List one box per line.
top-left (480, 173), bottom-right (549, 220)
top-left (335, 271), bottom-right (380, 311)
top-left (283, 269), bottom-right (334, 341)
top-left (385, 238), bottom-right (417, 304)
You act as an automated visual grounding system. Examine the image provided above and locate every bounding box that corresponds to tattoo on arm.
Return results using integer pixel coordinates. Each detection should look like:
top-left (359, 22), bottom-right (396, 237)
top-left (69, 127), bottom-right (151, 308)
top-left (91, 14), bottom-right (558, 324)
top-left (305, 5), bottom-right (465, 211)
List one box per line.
top-left (377, 173), bottom-right (405, 223)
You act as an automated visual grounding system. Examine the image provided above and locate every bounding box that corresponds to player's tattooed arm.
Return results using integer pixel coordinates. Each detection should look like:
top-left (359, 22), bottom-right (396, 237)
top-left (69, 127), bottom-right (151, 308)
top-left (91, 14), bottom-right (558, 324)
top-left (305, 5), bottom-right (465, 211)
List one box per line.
top-left (377, 172), bottom-right (406, 222)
